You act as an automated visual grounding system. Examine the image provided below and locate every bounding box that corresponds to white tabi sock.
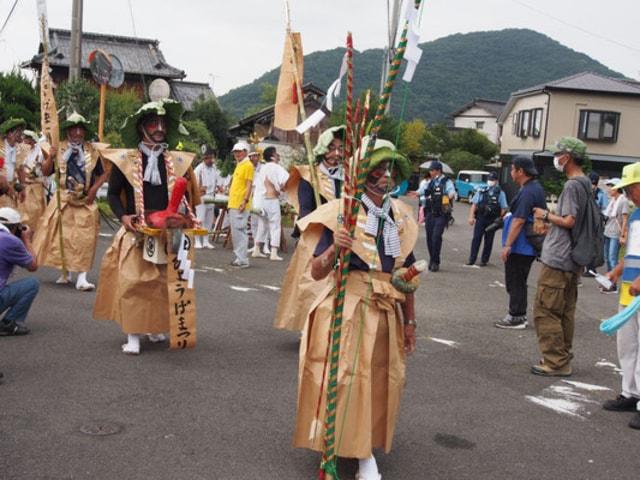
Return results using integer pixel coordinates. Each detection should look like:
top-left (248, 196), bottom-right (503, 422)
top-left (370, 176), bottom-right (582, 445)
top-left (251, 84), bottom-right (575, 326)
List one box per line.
top-left (357, 454), bottom-right (381, 480)
top-left (122, 334), bottom-right (141, 355)
top-left (75, 272), bottom-right (95, 291)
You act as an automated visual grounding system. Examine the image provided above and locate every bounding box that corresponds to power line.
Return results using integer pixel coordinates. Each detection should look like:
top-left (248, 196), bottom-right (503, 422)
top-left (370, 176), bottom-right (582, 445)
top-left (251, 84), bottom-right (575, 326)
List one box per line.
top-left (510, 0), bottom-right (640, 54)
top-left (0, 0), bottom-right (20, 38)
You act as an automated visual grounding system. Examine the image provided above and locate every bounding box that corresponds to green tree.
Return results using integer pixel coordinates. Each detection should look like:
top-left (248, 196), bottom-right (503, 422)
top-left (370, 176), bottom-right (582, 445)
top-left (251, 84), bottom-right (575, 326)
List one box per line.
top-left (442, 148), bottom-right (485, 174)
top-left (244, 82), bottom-right (277, 116)
top-left (55, 79), bottom-right (99, 124)
top-left (180, 119), bottom-right (216, 156)
top-left (0, 70), bottom-right (39, 128)
top-left (104, 88), bottom-right (143, 135)
top-left (188, 97), bottom-right (231, 156)
top-left (423, 123), bottom-right (452, 155)
top-left (451, 128), bottom-right (498, 160)
top-left (399, 119), bottom-right (427, 163)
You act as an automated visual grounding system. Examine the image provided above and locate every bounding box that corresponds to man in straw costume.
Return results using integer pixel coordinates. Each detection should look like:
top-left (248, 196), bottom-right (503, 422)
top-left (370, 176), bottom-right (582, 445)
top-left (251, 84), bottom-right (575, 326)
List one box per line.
top-left (32, 113), bottom-right (108, 291)
top-left (93, 99), bottom-right (200, 355)
top-left (17, 130), bottom-right (48, 231)
top-left (293, 138), bottom-right (418, 480)
top-left (273, 126), bottom-right (345, 332)
top-left (0, 118), bottom-right (29, 209)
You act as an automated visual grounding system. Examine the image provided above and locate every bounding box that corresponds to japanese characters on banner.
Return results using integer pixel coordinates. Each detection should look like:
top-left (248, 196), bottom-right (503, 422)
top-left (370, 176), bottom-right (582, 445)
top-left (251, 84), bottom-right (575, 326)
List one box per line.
top-left (167, 231), bottom-right (197, 349)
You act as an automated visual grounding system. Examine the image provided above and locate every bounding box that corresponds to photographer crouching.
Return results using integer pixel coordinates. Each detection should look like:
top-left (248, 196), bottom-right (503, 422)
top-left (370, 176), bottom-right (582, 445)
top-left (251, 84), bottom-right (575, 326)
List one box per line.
top-left (0, 207), bottom-right (39, 337)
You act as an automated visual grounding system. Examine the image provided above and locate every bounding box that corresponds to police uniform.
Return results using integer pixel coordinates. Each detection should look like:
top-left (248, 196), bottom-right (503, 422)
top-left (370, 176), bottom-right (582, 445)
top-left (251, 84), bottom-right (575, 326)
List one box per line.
top-left (423, 174), bottom-right (455, 271)
top-left (468, 183), bottom-right (507, 265)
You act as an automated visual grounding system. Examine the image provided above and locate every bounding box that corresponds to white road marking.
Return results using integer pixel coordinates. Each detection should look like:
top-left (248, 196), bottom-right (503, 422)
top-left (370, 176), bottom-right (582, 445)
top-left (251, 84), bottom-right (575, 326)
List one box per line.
top-left (562, 380), bottom-right (612, 392)
top-left (427, 337), bottom-right (459, 347)
top-left (526, 380), bottom-right (612, 420)
top-left (98, 233), bottom-right (113, 238)
top-left (194, 269), bottom-right (208, 273)
top-left (230, 286), bottom-right (259, 292)
top-left (452, 248), bottom-right (459, 252)
top-left (493, 280), bottom-right (505, 288)
top-left (260, 285), bottom-right (281, 291)
top-left (525, 396), bottom-right (585, 419)
top-left (463, 264), bottom-right (480, 269)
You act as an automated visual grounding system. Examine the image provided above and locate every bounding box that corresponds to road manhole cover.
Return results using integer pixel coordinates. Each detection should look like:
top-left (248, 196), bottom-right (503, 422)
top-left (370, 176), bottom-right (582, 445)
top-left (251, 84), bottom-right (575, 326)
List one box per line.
top-left (79, 421), bottom-right (122, 436)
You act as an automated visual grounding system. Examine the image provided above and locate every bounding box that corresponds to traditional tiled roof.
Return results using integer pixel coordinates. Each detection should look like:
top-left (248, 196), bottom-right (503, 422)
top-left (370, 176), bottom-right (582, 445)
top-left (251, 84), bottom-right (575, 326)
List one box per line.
top-left (450, 98), bottom-right (506, 118)
top-left (170, 81), bottom-right (215, 111)
top-left (23, 28), bottom-right (185, 79)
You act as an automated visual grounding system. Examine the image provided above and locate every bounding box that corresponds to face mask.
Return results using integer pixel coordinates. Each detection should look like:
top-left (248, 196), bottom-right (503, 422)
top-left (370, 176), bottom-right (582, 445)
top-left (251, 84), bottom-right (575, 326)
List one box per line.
top-left (553, 155), bottom-right (565, 173)
top-left (487, 180), bottom-right (497, 187)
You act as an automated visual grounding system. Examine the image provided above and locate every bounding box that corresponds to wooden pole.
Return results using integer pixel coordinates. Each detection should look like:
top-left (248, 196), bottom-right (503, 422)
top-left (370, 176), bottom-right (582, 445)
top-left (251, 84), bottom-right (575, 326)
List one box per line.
top-left (98, 83), bottom-right (107, 142)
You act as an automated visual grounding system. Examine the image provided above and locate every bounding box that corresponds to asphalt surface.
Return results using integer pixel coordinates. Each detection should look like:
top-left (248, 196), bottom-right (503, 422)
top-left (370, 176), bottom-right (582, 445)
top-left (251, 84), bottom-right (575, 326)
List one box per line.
top-left (0, 199), bottom-right (637, 480)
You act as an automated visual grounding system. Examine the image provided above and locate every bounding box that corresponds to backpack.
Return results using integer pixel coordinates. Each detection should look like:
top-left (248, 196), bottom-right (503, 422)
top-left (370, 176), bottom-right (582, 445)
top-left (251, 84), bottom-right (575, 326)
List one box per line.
top-left (569, 178), bottom-right (605, 268)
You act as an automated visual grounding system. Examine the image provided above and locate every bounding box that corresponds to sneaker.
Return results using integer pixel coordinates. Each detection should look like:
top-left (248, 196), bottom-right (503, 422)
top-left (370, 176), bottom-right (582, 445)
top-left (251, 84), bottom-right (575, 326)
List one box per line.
top-left (599, 285), bottom-right (619, 295)
top-left (603, 394), bottom-right (640, 412)
top-left (629, 412), bottom-right (640, 430)
top-left (465, 260), bottom-right (475, 266)
top-left (495, 314), bottom-right (527, 330)
top-left (430, 263), bottom-right (439, 272)
top-left (530, 363), bottom-right (572, 377)
top-left (479, 261), bottom-right (488, 267)
top-left (230, 260), bottom-right (250, 269)
top-left (0, 322), bottom-right (30, 336)
top-left (252, 249), bottom-right (266, 258)
top-left (204, 242), bottom-right (215, 250)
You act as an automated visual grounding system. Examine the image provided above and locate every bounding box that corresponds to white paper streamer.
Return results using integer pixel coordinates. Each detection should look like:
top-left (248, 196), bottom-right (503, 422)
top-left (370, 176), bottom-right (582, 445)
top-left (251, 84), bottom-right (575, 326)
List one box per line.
top-left (325, 52), bottom-right (348, 112)
top-left (402, 6), bottom-right (423, 83)
top-left (296, 109), bottom-right (327, 134)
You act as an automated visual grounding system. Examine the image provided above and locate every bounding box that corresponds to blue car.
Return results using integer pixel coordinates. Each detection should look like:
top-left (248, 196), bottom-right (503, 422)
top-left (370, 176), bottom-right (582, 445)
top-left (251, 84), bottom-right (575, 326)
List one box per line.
top-left (455, 170), bottom-right (490, 203)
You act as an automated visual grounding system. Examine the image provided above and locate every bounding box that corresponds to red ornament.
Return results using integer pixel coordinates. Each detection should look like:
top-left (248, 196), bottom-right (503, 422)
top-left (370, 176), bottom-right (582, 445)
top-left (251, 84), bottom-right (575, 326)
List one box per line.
top-left (292, 81), bottom-right (298, 104)
top-left (0, 157), bottom-right (4, 169)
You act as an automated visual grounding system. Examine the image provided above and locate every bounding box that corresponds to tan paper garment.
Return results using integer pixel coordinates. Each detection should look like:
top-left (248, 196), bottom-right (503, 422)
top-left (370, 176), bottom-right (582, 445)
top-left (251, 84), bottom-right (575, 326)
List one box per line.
top-left (274, 32), bottom-right (304, 131)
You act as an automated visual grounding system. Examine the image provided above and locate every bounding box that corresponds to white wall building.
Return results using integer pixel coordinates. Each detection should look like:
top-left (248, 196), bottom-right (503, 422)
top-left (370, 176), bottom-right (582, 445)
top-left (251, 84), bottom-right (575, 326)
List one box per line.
top-left (451, 98), bottom-right (506, 144)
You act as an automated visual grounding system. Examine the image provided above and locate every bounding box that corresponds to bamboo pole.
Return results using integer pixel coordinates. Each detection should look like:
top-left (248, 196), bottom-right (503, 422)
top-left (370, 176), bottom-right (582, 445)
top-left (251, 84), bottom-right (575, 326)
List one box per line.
top-left (320, 3), bottom-right (421, 477)
top-left (98, 83), bottom-right (107, 142)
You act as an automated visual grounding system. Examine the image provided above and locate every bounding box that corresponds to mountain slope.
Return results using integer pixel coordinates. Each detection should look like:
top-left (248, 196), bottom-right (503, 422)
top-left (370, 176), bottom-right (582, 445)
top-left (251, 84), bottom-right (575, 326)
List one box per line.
top-left (219, 29), bottom-right (622, 123)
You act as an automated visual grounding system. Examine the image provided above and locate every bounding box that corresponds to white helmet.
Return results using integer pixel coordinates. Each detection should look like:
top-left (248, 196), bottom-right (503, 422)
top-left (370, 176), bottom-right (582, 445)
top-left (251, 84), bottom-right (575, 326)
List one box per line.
top-left (0, 207), bottom-right (22, 225)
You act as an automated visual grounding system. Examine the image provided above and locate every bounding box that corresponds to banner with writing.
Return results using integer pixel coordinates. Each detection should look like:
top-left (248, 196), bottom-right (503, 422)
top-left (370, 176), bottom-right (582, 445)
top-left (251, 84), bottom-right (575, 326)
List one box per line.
top-left (167, 230), bottom-right (197, 349)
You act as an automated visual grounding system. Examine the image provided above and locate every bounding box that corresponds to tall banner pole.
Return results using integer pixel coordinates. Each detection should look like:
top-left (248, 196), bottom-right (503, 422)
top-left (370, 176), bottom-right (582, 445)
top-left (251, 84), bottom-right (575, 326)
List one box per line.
top-left (39, 15), bottom-right (67, 277)
top-left (98, 83), bottom-right (107, 142)
top-left (283, 0), bottom-right (321, 208)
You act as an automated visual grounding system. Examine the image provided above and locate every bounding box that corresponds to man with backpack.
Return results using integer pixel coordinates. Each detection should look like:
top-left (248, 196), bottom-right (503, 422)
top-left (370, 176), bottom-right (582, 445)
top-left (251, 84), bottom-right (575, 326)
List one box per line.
top-left (467, 172), bottom-right (508, 266)
top-left (531, 137), bottom-right (600, 376)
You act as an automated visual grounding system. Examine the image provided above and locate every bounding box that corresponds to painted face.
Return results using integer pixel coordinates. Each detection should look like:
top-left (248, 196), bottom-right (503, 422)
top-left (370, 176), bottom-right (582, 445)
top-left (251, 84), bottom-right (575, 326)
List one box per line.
top-left (140, 115), bottom-right (167, 143)
top-left (67, 125), bottom-right (86, 144)
top-left (366, 161), bottom-right (396, 197)
top-left (6, 127), bottom-right (24, 145)
top-left (323, 138), bottom-right (343, 167)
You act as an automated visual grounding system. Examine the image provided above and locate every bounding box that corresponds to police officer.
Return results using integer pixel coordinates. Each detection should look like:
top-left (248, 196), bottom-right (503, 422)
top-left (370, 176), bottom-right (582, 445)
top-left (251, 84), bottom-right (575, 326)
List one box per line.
top-left (467, 172), bottom-right (508, 266)
top-left (420, 161), bottom-right (455, 271)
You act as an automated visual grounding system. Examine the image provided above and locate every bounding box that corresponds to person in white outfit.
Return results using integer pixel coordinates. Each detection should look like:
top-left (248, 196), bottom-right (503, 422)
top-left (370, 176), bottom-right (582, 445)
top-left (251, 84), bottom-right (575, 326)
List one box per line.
top-left (248, 149), bottom-right (268, 256)
top-left (194, 145), bottom-right (218, 249)
top-left (254, 147), bottom-right (289, 261)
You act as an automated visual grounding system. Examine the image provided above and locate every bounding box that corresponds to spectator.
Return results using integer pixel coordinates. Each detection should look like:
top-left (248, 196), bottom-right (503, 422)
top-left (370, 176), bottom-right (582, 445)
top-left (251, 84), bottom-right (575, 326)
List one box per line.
top-left (248, 149), bottom-right (264, 255)
top-left (0, 207), bottom-right (39, 336)
top-left (583, 171), bottom-right (609, 277)
top-left (601, 178), bottom-right (628, 293)
top-left (194, 145), bottom-right (218, 249)
top-left (227, 142), bottom-right (254, 268)
top-left (531, 137), bottom-right (591, 376)
top-left (420, 161), bottom-right (455, 272)
top-left (496, 157), bottom-right (546, 329)
top-left (467, 171), bottom-right (508, 266)
top-left (254, 147), bottom-right (289, 261)
top-left (602, 162), bottom-right (640, 429)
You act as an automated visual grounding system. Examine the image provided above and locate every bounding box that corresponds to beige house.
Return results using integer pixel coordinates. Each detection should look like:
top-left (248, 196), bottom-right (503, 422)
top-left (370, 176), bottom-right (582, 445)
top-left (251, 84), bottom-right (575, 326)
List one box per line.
top-left (498, 72), bottom-right (640, 188)
top-left (451, 98), bottom-right (505, 144)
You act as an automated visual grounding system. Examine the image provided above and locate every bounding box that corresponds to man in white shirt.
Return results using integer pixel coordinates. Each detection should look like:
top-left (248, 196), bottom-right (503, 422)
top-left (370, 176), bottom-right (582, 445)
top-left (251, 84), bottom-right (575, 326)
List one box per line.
top-left (193, 146), bottom-right (218, 249)
top-left (254, 146), bottom-right (289, 260)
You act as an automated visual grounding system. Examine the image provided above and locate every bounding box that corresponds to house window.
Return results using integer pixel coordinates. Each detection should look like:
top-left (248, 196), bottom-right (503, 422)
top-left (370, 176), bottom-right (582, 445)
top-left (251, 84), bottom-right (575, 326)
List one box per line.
top-left (578, 110), bottom-right (620, 142)
top-left (512, 112), bottom-right (519, 134)
top-left (519, 110), bottom-right (531, 138)
top-left (475, 121), bottom-right (485, 130)
top-left (531, 108), bottom-right (543, 138)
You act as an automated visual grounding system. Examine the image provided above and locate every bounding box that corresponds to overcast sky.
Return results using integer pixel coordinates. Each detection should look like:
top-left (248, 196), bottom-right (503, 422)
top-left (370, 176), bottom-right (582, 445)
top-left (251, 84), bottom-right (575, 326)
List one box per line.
top-left (0, 0), bottom-right (638, 96)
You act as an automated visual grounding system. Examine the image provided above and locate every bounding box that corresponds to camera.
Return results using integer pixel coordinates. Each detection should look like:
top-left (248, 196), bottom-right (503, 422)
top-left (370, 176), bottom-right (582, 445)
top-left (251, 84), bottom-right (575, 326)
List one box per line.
top-left (484, 217), bottom-right (504, 234)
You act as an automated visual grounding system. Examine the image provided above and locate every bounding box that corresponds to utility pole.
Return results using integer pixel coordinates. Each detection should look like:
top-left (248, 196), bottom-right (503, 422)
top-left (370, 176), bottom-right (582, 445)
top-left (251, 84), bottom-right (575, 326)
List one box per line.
top-left (69, 0), bottom-right (83, 80)
top-left (380, 0), bottom-right (402, 110)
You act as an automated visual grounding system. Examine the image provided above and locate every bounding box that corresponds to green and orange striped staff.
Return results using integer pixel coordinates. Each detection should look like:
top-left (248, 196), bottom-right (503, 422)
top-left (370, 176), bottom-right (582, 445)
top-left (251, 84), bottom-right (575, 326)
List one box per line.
top-left (319, 2), bottom-right (422, 478)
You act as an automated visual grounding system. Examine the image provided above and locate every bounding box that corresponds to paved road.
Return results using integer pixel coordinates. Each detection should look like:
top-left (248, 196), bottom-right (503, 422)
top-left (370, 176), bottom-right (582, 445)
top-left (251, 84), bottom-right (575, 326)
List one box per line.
top-left (1, 200), bottom-right (636, 479)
